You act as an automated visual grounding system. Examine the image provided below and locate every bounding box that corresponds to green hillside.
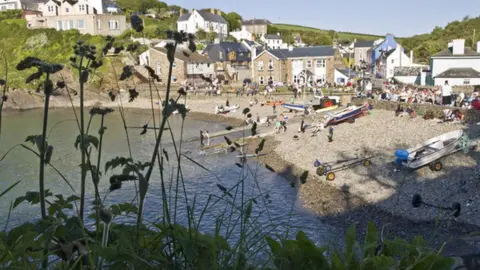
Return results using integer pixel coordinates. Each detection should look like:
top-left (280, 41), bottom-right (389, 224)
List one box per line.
top-left (399, 16), bottom-right (480, 63)
top-left (272, 23), bottom-right (383, 41)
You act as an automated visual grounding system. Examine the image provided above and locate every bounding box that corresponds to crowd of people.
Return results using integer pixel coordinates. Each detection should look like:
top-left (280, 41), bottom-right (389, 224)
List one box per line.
top-left (376, 80), bottom-right (480, 110)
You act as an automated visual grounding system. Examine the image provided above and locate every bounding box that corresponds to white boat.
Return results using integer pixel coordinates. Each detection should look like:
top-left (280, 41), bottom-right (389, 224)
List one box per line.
top-left (394, 130), bottom-right (464, 170)
top-left (215, 104), bottom-right (239, 114)
top-left (324, 103), bottom-right (368, 126)
top-left (236, 153), bottom-right (267, 158)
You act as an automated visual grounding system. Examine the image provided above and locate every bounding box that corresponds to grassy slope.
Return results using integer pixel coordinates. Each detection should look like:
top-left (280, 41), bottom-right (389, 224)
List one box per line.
top-left (273, 23), bottom-right (383, 41)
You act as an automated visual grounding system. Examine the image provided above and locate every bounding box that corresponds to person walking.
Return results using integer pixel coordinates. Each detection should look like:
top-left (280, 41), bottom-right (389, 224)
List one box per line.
top-left (273, 103), bottom-right (276, 114)
top-left (441, 80), bottom-right (452, 106)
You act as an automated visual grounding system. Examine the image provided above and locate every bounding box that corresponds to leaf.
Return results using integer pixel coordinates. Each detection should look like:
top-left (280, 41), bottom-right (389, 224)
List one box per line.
top-left (244, 201), bottom-right (252, 224)
top-left (74, 134), bottom-right (99, 150)
top-left (104, 156), bottom-right (133, 172)
top-left (0, 181), bottom-right (21, 199)
top-left (14, 190), bottom-right (53, 209)
top-left (363, 221), bottom-right (379, 258)
top-left (266, 237), bottom-right (282, 257)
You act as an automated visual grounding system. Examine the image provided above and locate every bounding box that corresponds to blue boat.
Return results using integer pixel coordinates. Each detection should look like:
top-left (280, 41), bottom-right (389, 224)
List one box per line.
top-left (324, 103), bottom-right (368, 126)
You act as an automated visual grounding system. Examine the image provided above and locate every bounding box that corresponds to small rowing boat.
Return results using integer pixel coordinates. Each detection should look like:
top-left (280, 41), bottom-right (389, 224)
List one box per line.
top-left (394, 130), bottom-right (466, 170)
top-left (236, 153), bottom-right (267, 158)
top-left (215, 104), bottom-right (240, 114)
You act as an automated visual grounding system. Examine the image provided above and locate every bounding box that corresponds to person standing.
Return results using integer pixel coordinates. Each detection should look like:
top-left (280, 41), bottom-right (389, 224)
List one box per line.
top-left (273, 103), bottom-right (276, 114)
top-left (441, 80), bottom-right (452, 106)
top-left (200, 130), bottom-right (204, 146)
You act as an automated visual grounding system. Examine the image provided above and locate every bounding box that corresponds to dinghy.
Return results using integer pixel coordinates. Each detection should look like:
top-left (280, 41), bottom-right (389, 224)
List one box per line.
top-left (324, 103), bottom-right (368, 126)
top-left (394, 130), bottom-right (464, 170)
top-left (215, 104), bottom-right (240, 114)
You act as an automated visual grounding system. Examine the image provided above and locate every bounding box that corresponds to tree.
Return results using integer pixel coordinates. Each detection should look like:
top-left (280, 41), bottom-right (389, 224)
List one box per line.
top-left (116, 0), bottom-right (167, 12)
top-left (196, 29), bottom-right (207, 40)
top-left (206, 32), bottom-right (217, 42)
top-left (222, 12), bottom-right (242, 32)
top-left (267, 25), bottom-right (279, 34)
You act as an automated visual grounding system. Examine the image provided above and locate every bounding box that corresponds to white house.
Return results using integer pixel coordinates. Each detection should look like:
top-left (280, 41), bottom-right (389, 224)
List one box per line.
top-left (431, 39), bottom-right (480, 86)
top-left (261, 33), bottom-right (287, 50)
top-left (384, 44), bottom-right (413, 79)
top-left (176, 9), bottom-right (228, 39)
top-left (229, 26), bottom-right (253, 41)
top-left (0, 0), bottom-right (44, 11)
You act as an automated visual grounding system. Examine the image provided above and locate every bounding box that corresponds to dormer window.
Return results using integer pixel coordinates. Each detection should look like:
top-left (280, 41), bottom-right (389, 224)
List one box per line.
top-left (65, 7), bottom-right (69, 12)
top-left (48, 5), bottom-right (54, 12)
top-left (79, 5), bottom-right (85, 12)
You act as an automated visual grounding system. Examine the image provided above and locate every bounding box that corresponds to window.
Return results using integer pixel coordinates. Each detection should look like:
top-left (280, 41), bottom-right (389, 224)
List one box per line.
top-left (47, 5), bottom-right (54, 12)
top-left (259, 76), bottom-right (264, 85)
top-left (258, 61), bottom-right (264, 71)
top-left (316, 59), bottom-right (325, 68)
top-left (268, 60), bottom-right (274, 70)
top-left (68, 20), bottom-right (74, 29)
top-left (0, 6), bottom-right (6, 10)
top-left (56, 20), bottom-right (62, 30)
top-left (464, 79), bottom-right (470, 85)
top-left (219, 51), bottom-right (223, 59)
top-left (108, 20), bottom-right (119, 30)
top-left (172, 76), bottom-right (177, 82)
top-left (306, 60), bottom-right (312, 68)
top-left (172, 62), bottom-right (176, 68)
top-left (65, 7), bottom-right (69, 13)
top-left (77, 19), bottom-right (85, 29)
top-left (97, 19), bottom-right (101, 29)
top-left (391, 59), bottom-right (394, 64)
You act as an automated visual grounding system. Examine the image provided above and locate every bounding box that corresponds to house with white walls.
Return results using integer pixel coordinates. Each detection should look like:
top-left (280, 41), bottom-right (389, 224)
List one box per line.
top-left (176, 8), bottom-right (228, 39)
top-left (260, 33), bottom-right (287, 50)
top-left (334, 68), bottom-right (356, 85)
top-left (383, 45), bottom-right (413, 79)
top-left (27, 0), bottom-right (127, 35)
top-left (431, 39), bottom-right (480, 86)
top-left (0, 0), bottom-right (44, 11)
top-left (229, 26), bottom-right (253, 41)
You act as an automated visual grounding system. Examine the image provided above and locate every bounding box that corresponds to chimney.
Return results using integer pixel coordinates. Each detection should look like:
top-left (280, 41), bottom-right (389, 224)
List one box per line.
top-left (332, 40), bottom-right (337, 49)
top-left (477, 41), bottom-right (480, 53)
top-left (210, 8), bottom-right (215, 14)
top-left (410, 50), bottom-right (413, 63)
top-left (217, 10), bottom-right (222, 16)
top-left (288, 45), bottom-right (293, 51)
top-left (252, 46), bottom-right (257, 60)
top-left (452, 39), bottom-right (465, 55)
top-left (277, 32), bottom-right (280, 37)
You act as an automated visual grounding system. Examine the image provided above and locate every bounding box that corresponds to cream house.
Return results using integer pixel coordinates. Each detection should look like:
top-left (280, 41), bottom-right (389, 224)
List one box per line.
top-left (0, 0), bottom-right (44, 11)
top-left (27, 0), bottom-right (127, 36)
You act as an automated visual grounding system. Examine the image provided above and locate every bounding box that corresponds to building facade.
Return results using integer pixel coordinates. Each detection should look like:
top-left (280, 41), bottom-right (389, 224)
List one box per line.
top-left (260, 33), bottom-right (287, 50)
top-left (27, 0), bottom-right (126, 36)
top-left (0, 0), bottom-right (44, 11)
top-left (252, 46), bottom-right (336, 85)
top-left (366, 34), bottom-right (398, 74)
top-left (229, 25), bottom-right (253, 41)
top-left (431, 40), bottom-right (480, 86)
top-left (353, 40), bottom-right (374, 68)
top-left (241, 19), bottom-right (271, 35)
top-left (177, 9), bottom-right (228, 38)
top-left (203, 42), bottom-right (252, 82)
top-left (142, 47), bottom-right (214, 84)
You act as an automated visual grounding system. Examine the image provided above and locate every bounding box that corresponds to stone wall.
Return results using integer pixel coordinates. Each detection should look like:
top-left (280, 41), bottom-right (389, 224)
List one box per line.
top-left (352, 98), bottom-right (480, 123)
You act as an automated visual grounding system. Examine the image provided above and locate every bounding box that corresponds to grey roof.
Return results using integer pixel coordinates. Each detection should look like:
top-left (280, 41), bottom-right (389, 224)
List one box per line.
top-left (268, 46), bottom-right (335, 59)
top-left (178, 10), bottom-right (227, 24)
top-left (432, 47), bottom-right (480, 57)
top-left (435, 68), bottom-right (480, 78)
top-left (337, 68), bottom-right (357, 78)
top-left (264, 34), bottom-right (281, 40)
top-left (354, 40), bottom-right (375, 48)
top-left (242, 19), bottom-right (271, 25)
top-left (384, 49), bottom-right (396, 57)
top-left (244, 40), bottom-right (261, 47)
top-left (204, 42), bottom-right (251, 62)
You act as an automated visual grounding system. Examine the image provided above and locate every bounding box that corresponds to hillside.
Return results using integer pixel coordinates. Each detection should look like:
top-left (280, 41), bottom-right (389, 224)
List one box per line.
top-left (399, 16), bottom-right (480, 63)
top-left (272, 23), bottom-right (383, 42)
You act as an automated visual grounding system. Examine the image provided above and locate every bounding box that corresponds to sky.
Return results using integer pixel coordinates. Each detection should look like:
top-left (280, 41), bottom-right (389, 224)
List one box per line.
top-left (169, 0), bottom-right (480, 37)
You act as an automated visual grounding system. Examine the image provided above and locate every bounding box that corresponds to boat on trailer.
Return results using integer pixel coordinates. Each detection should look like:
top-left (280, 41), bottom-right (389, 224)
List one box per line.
top-left (324, 103), bottom-right (368, 126)
top-left (394, 130), bottom-right (472, 171)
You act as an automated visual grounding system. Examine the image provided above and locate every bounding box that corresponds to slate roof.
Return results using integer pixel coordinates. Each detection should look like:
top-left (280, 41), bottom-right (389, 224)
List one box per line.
top-left (242, 19), bottom-right (272, 25)
top-left (203, 42), bottom-right (251, 62)
top-left (354, 40), bottom-right (375, 48)
top-left (385, 49), bottom-right (396, 57)
top-left (435, 68), bottom-right (480, 78)
top-left (177, 10), bottom-right (227, 24)
top-left (244, 40), bottom-right (261, 47)
top-left (152, 47), bottom-right (213, 63)
top-left (264, 34), bottom-right (281, 40)
top-left (268, 46), bottom-right (335, 59)
top-left (337, 68), bottom-right (357, 78)
top-left (432, 47), bottom-right (480, 57)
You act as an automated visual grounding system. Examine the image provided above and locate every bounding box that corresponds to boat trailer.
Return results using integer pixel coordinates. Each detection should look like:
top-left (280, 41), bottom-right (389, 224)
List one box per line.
top-left (314, 156), bottom-right (375, 181)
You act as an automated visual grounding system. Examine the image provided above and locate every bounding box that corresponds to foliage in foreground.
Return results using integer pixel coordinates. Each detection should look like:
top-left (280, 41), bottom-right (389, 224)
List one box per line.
top-left (0, 25), bottom-right (455, 269)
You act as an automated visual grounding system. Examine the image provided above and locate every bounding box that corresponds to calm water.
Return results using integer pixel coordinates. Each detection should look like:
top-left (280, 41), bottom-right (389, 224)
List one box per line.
top-left (0, 108), bottom-right (341, 250)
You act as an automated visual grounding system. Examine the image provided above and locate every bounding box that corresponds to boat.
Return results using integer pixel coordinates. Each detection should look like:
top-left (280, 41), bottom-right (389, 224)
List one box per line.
top-left (324, 103), bottom-right (368, 126)
top-left (236, 153), bottom-right (267, 158)
top-left (172, 105), bottom-right (190, 115)
top-left (264, 100), bottom-right (285, 106)
top-left (215, 104), bottom-right (240, 114)
top-left (281, 103), bottom-right (307, 112)
top-left (394, 130), bottom-right (465, 170)
top-left (316, 105), bottom-right (338, 113)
